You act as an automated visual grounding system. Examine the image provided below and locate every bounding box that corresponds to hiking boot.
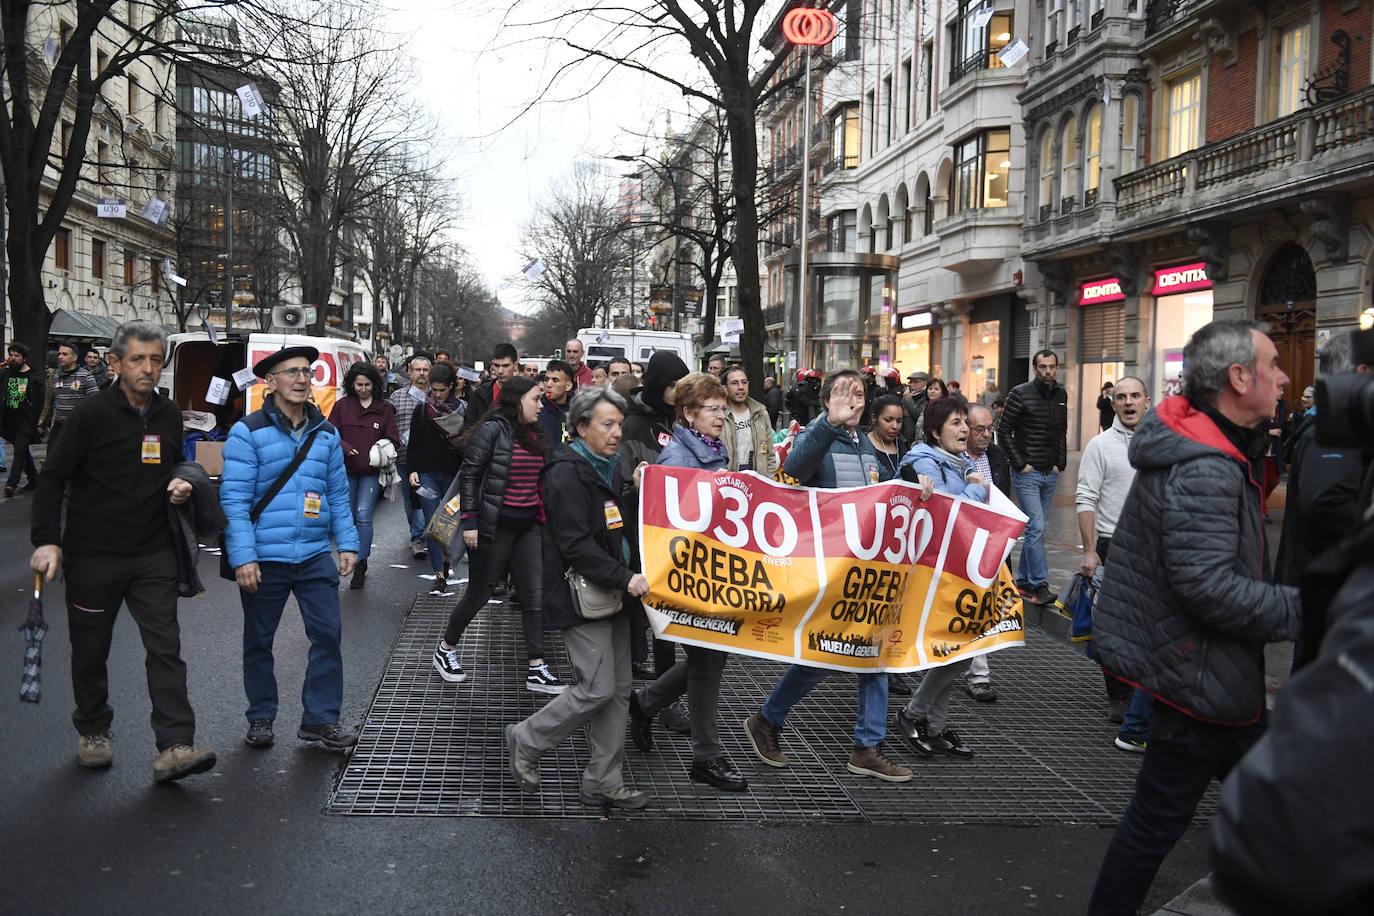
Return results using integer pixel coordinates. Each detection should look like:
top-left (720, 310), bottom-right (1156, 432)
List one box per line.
top-left (77, 732), bottom-right (114, 769)
top-left (580, 784), bottom-right (650, 810)
top-left (525, 663), bottom-right (569, 695)
top-left (659, 699), bottom-right (692, 735)
top-left (846, 745), bottom-right (912, 782)
top-left (743, 713), bottom-right (789, 768)
top-left (628, 690), bottom-right (654, 753)
top-left (689, 756), bottom-right (748, 791)
top-left (297, 722), bottom-right (357, 749)
top-left (349, 559), bottom-right (367, 590)
top-left (153, 744), bottom-right (217, 783)
top-left (506, 724), bottom-right (540, 791)
top-left (966, 682), bottom-right (998, 702)
top-left (432, 641), bottom-right (468, 683)
top-left (1032, 583), bottom-right (1055, 605)
top-left (245, 718), bottom-right (275, 747)
top-left (1114, 735), bottom-right (1148, 754)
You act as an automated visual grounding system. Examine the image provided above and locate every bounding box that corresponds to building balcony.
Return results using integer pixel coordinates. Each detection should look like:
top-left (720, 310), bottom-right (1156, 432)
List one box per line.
top-left (1113, 85), bottom-right (1374, 233)
top-left (933, 209), bottom-right (1023, 273)
top-left (810, 120), bottom-right (831, 157)
top-left (763, 302), bottom-right (786, 328)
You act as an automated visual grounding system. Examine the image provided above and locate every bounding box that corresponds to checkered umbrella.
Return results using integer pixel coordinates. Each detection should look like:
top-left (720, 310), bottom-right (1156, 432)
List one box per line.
top-left (19, 572), bottom-right (47, 703)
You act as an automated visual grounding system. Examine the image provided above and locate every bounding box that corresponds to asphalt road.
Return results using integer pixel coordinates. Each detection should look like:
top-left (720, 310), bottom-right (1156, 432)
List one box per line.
top-left (0, 480), bottom-right (1209, 916)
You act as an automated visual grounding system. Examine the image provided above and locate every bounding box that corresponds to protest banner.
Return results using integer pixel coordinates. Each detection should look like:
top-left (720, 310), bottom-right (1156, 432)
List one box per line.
top-left (639, 466), bottom-right (1027, 673)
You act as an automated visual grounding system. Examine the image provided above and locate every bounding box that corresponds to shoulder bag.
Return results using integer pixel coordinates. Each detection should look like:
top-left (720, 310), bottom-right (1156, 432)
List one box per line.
top-left (565, 568), bottom-right (623, 620)
top-left (219, 427), bottom-right (322, 581)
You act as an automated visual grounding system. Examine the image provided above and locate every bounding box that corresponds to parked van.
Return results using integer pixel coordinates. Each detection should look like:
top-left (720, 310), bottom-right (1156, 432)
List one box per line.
top-left (158, 331), bottom-right (369, 422)
top-left (575, 328), bottom-right (695, 368)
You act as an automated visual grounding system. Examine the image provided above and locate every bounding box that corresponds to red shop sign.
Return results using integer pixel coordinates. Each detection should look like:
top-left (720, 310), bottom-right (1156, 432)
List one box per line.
top-left (1079, 277), bottom-right (1125, 305)
top-left (1151, 262), bottom-right (1212, 295)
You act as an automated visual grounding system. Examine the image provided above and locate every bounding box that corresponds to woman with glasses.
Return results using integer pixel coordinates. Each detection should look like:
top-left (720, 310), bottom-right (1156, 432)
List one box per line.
top-left (406, 362), bottom-right (465, 593)
top-left (328, 362), bottom-right (400, 589)
top-left (627, 372), bottom-right (747, 792)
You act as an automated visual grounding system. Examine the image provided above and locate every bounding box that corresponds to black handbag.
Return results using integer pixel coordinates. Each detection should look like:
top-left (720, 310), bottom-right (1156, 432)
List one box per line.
top-left (219, 428), bottom-right (322, 581)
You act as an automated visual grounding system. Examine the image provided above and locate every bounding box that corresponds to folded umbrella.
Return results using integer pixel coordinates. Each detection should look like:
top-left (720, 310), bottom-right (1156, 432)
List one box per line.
top-left (19, 572), bottom-right (47, 703)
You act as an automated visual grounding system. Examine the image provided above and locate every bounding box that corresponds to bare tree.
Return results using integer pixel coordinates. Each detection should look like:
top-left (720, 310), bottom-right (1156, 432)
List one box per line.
top-left (503, 0), bottom-right (799, 386)
top-left (519, 165), bottom-right (631, 335)
top-left (410, 246), bottom-right (507, 364)
top-left (357, 150), bottom-right (459, 351)
top-left (263, 0), bottom-right (419, 334)
top-left (0, 0), bottom-right (323, 353)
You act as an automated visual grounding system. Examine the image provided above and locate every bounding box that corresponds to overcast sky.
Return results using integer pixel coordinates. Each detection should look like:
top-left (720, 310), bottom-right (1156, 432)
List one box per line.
top-left (383, 1), bottom-right (695, 316)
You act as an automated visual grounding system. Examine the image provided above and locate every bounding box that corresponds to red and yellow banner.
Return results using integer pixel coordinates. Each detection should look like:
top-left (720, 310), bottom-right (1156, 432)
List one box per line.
top-left (639, 466), bottom-right (1027, 672)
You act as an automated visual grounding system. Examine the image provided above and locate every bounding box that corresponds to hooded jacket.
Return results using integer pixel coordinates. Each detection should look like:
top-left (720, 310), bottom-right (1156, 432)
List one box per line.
top-left (220, 394), bottom-right (359, 567)
top-left (539, 445), bottom-right (638, 630)
top-left (997, 377), bottom-right (1068, 471)
top-left (1093, 396), bottom-right (1301, 724)
top-left (617, 351), bottom-right (688, 480)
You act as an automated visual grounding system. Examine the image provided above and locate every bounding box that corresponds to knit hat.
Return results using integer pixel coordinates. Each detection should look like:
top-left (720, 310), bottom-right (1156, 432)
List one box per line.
top-left (641, 351), bottom-right (690, 413)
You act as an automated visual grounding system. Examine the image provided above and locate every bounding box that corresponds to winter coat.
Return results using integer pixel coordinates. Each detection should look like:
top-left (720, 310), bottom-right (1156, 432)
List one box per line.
top-left (781, 412), bottom-right (881, 489)
top-left (900, 391), bottom-right (929, 445)
top-left (537, 394), bottom-right (570, 448)
top-left (785, 381), bottom-right (821, 426)
top-left (458, 415), bottom-right (545, 540)
top-left (616, 390), bottom-right (675, 481)
top-left (658, 424), bottom-right (729, 471)
top-left (1093, 396), bottom-right (1301, 725)
top-left (996, 378), bottom-right (1068, 472)
top-left (897, 442), bottom-right (988, 501)
top-left (407, 399), bottom-right (464, 475)
top-left (168, 461), bottom-right (227, 597)
top-left (540, 446), bottom-right (637, 630)
top-left (1211, 519), bottom-right (1374, 915)
top-left (467, 378), bottom-right (499, 420)
top-left (762, 384), bottom-right (783, 427)
top-left (220, 395), bottom-right (359, 567)
top-left (722, 397), bottom-right (778, 477)
top-left (328, 395), bottom-right (400, 476)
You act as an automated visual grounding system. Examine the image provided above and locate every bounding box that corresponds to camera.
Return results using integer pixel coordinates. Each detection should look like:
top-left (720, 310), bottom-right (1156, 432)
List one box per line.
top-left (1315, 328), bottom-right (1374, 447)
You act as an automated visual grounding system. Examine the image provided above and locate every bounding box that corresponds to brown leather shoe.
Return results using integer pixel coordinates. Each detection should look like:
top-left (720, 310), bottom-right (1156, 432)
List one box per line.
top-left (743, 713), bottom-right (789, 768)
top-left (846, 744), bottom-right (912, 782)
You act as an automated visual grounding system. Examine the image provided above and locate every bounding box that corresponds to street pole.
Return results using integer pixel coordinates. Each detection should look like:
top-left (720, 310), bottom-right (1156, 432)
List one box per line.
top-left (224, 148), bottom-right (234, 334)
top-left (629, 234), bottom-right (637, 329)
top-left (797, 43), bottom-right (813, 372)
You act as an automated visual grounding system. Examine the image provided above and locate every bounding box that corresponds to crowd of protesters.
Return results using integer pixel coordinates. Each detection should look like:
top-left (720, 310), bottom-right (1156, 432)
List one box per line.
top-left (15, 317), bottom-right (1374, 912)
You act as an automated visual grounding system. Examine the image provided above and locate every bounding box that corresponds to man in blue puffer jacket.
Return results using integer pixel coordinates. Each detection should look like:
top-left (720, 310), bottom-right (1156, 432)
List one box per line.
top-left (221, 346), bottom-right (360, 751)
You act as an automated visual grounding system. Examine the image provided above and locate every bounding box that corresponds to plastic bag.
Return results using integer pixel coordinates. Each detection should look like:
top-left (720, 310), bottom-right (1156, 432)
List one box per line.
top-left (422, 475), bottom-right (464, 560)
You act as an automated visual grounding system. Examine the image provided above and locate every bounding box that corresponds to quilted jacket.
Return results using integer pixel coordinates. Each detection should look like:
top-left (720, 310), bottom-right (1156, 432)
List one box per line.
top-left (458, 415), bottom-right (545, 540)
top-left (996, 378), bottom-right (1068, 471)
top-left (220, 395), bottom-right (359, 567)
top-left (782, 412), bottom-right (880, 489)
top-left (1093, 396), bottom-right (1301, 724)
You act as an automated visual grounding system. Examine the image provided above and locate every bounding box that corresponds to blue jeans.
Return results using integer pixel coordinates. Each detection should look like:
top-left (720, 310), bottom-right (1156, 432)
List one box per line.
top-left (1011, 467), bottom-right (1059, 587)
top-left (1088, 704), bottom-right (1263, 915)
top-left (240, 551), bottom-right (344, 726)
top-left (347, 474), bottom-right (382, 561)
top-left (1118, 688), bottom-right (1153, 742)
top-left (395, 460), bottom-right (427, 541)
top-left (760, 666), bottom-right (889, 748)
top-left (415, 470), bottom-right (456, 574)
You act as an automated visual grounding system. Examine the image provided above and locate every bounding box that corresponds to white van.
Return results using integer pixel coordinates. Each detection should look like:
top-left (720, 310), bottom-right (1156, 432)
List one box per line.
top-left (158, 331), bottom-right (369, 421)
top-left (575, 328), bottom-right (695, 369)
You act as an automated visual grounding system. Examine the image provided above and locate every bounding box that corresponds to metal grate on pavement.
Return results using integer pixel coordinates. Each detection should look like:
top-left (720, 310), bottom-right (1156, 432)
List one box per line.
top-left (328, 591), bottom-right (1217, 825)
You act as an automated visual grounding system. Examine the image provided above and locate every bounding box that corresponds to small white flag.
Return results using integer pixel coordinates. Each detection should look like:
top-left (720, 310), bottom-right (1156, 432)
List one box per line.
top-left (205, 376), bottom-right (231, 405)
top-left (973, 3), bottom-right (995, 29)
top-left (997, 38), bottom-right (1029, 67)
top-left (97, 199), bottom-right (127, 219)
top-left (232, 366), bottom-right (259, 389)
top-left (1102, 76), bottom-right (1112, 105)
top-left (595, 331), bottom-right (610, 344)
top-left (201, 318), bottom-right (219, 345)
top-left (236, 83), bottom-right (266, 118)
top-left (141, 197), bottom-right (168, 225)
top-left (522, 258), bottom-right (546, 281)
top-left (171, 273), bottom-right (187, 287)
top-left (456, 366), bottom-right (481, 382)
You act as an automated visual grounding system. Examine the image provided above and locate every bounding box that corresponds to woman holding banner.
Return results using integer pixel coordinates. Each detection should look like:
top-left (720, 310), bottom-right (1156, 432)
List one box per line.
top-left (743, 369), bottom-right (931, 783)
top-left (629, 372), bottom-right (748, 792)
top-left (505, 386), bottom-right (653, 810)
top-left (893, 396), bottom-right (988, 760)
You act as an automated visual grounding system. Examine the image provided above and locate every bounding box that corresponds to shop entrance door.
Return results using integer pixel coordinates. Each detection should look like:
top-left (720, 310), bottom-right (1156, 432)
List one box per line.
top-left (1256, 244), bottom-right (1318, 410)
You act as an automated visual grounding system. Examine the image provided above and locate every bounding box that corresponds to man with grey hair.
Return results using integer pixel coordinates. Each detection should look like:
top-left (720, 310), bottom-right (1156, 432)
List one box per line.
top-left (1275, 329), bottom-right (1372, 668)
top-left (29, 320), bottom-right (217, 782)
top-left (563, 338), bottom-right (594, 388)
top-left (1088, 319), bottom-right (1302, 914)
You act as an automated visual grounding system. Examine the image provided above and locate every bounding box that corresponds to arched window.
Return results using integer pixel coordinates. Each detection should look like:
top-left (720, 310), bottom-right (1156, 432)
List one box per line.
top-left (1038, 129), bottom-right (1054, 220)
top-left (1060, 115), bottom-right (1079, 212)
top-left (895, 184), bottom-right (911, 245)
top-left (876, 194), bottom-right (892, 250)
top-left (918, 176), bottom-right (933, 236)
top-left (1084, 104), bottom-right (1102, 205)
top-left (1120, 94), bottom-right (1139, 174)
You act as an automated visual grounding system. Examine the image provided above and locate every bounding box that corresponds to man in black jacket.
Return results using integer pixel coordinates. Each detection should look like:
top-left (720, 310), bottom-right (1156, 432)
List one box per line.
top-left (1, 341), bottom-right (43, 495)
top-left (468, 342), bottom-right (518, 419)
top-left (29, 320), bottom-right (217, 783)
top-left (784, 370), bottom-right (820, 426)
top-left (1087, 320), bottom-right (1302, 915)
top-left (537, 359), bottom-right (576, 447)
top-left (997, 349), bottom-right (1068, 605)
top-left (761, 375), bottom-right (783, 428)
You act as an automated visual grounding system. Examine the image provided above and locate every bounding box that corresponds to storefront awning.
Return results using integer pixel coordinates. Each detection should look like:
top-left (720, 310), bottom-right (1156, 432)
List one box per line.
top-left (48, 309), bottom-right (124, 340)
top-left (696, 340), bottom-right (783, 358)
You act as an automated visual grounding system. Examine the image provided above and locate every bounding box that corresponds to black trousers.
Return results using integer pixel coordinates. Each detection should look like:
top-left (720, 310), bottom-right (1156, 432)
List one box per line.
top-left (65, 548), bottom-right (195, 750)
top-left (443, 517), bottom-right (545, 659)
top-left (5, 423), bottom-right (38, 489)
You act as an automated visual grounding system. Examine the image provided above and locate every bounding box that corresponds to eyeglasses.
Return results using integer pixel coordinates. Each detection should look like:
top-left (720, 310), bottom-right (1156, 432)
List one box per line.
top-left (969, 425), bottom-right (994, 434)
top-left (271, 367), bottom-right (312, 379)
